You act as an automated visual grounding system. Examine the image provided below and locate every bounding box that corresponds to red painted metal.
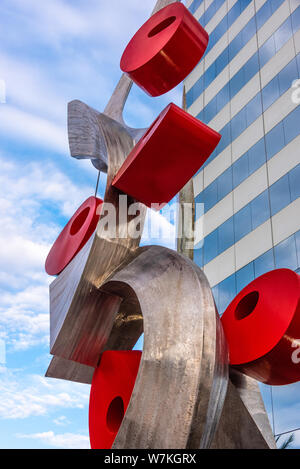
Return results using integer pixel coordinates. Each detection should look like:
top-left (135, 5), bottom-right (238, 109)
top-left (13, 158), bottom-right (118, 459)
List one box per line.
top-left (45, 196), bottom-right (102, 276)
top-left (89, 351), bottom-right (142, 449)
top-left (112, 103), bottom-right (221, 209)
top-left (120, 2), bottom-right (209, 96)
top-left (221, 269), bottom-right (300, 385)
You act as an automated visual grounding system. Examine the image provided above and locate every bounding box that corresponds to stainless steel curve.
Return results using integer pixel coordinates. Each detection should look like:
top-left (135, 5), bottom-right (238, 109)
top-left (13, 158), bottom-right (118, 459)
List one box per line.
top-left (100, 245), bottom-right (229, 449)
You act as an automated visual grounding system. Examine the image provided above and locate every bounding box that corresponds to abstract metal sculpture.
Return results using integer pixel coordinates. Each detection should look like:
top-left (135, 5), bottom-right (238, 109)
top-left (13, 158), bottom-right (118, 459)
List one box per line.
top-left (44, 0), bottom-right (284, 450)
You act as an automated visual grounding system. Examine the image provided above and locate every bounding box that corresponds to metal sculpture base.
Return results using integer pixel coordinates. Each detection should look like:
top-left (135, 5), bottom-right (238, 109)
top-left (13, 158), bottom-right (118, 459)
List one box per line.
top-left (45, 0), bottom-right (276, 449)
top-left (46, 243), bottom-right (275, 449)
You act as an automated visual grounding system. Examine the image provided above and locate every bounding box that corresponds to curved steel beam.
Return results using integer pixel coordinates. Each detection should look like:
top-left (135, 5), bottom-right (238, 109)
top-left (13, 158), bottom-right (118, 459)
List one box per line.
top-left (100, 245), bottom-right (228, 449)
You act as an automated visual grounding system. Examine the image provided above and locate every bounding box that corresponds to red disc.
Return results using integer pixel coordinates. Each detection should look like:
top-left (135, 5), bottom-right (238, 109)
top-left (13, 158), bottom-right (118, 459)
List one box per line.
top-left (221, 269), bottom-right (300, 385)
top-left (112, 103), bottom-right (221, 209)
top-left (120, 2), bottom-right (209, 96)
top-left (45, 196), bottom-right (102, 276)
top-left (89, 351), bottom-right (142, 449)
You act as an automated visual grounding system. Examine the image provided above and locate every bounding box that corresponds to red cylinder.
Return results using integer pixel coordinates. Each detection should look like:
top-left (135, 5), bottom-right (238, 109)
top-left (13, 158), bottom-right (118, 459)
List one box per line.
top-left (221, 269), bottom-right (300, 385)
top-left (112, 103), bottom-right (221, 209)
top-left (89, 351), bottom-right (142, 449)
top-left (45, 196), bottom-right (102, 276)
top-left (120, 2), bottom-right (209, 97)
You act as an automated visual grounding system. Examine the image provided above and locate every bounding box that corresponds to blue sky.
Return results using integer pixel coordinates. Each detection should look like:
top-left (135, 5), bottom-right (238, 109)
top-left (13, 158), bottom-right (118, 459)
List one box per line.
top-left (0, 0), bottom-right (299, 450)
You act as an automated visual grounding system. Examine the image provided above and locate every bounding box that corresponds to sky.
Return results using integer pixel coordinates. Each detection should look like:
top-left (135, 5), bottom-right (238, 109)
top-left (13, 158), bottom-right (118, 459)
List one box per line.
top-left (0, 0), bottom-right (299, 450)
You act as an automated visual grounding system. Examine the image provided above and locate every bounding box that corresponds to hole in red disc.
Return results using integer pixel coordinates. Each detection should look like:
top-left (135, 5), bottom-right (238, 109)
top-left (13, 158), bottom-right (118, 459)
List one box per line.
top-left (69, 207), bottom-right (90, 236)
top-left (106, 397), bottom-right (124, 434)
top-left (148, 16), bottom-right (176, 38)
top-left (235, 291), bottom-right (259, 320)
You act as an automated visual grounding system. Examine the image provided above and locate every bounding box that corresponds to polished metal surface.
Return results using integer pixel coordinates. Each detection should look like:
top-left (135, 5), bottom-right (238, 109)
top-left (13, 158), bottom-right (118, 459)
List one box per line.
top-left (211, 379), bottom-right (271, 449)
top-left (68, 91), bottom-right (147, 172)
top-left (101, 245), bottom-right (228, 449)
top-left (177, 86), bottom-right (195, 261)
top-left (199, 312), bottom-right (229, 448)
top-left (229, 369), bottom-right (277, 449)
top-left (46, 356), bottom-right (95, 385)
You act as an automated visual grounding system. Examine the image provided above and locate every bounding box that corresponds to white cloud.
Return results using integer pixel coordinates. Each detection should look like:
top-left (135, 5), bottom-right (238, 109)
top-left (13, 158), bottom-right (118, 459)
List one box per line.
top-left (17, 431), bottom-right (90, 449)
top-left (0, 52), bottom-right (66, 124)
top-left (0, 154), bottom-right (93, 242)
top-left (53, 415), bottom-right (71, 426)
top-left (0, 0), bottom-right (182, 153)
top-left (141, 207), bottom-right (176, 249)
top-left (0, 288), bottom-right (50, 351)
top-left (0, 370), bottom-right (89, 420)
top-left (0, 105), bottom-right (68, 155)
top-left (0, 155), bottom-right (94, 350)
top-left (0, 158), bottom-right (93, 218)
top-left (1, 0), bottom-right (155, 50)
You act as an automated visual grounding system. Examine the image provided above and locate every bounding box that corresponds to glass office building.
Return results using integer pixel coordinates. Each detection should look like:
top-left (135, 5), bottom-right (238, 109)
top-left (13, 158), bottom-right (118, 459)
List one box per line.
top-left (185, 0), bottom-right (300, 443)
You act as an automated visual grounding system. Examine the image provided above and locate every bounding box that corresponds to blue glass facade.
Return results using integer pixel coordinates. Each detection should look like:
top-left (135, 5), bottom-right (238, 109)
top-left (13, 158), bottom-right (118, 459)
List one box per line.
top-left (195, 163), bottom-right (300, 267)
top-left (186, 1), bottom-right (300, 443)
top-left (195, 103), bottom-right (300, 216)
top-left (187, 3), bottom-right (300, 171)
top-left (187, 0), bottom-right (300, 313)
